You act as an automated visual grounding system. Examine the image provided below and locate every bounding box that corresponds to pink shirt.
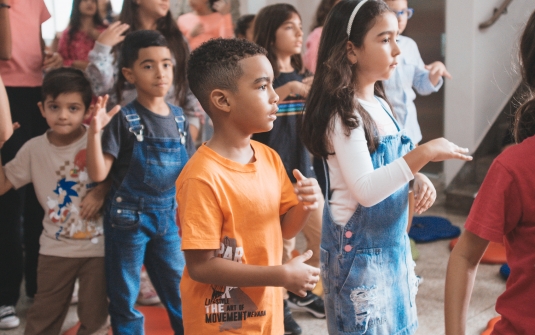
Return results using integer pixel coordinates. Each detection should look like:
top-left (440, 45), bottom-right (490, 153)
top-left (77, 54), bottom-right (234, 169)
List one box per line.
top-left (58, 26), bottom-right (106, 67)
top-left (177, 12), bottom-right (234, 51)
top-left (303, 27), bottom-right (322, 74)
top-left (0, 0), bottom-right (50, 87)
top-left (464, 135), bottom-right (535, 335)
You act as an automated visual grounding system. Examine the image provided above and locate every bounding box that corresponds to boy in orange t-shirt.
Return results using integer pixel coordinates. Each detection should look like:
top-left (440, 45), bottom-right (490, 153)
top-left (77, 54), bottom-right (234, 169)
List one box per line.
top-left (176, 38), bottom-right (322, 334)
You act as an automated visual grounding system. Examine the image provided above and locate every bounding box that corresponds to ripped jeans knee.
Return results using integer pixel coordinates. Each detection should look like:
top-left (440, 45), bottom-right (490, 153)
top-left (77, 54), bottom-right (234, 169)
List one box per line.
top-left (350, 286), bottom-right (383, 332)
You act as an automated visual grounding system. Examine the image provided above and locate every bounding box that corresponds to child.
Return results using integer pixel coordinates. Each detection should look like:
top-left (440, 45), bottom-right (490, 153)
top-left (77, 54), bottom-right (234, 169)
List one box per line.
top-left (58, 0), bottom-right (107, 70)
top-left (87, 30), bottom-right (192, 335)
top-left (0, 68), bottom-right (109, 334)
top-left (86, 0), bottom-right (202, 143)
top-left (300, 1), bottom-right (472, 334)
top-left (444, 10), bottom-right (535, 335)
top-left (252, 6), bottom-right (325, 333)
top-left (177, 0), bottom-right (234, 51)
top-left (303, 0), bottom-right (340, 73)
top-left (234, 14), bottom-right (255, 41)
top-left (176, 38), bottom-right (321, 335)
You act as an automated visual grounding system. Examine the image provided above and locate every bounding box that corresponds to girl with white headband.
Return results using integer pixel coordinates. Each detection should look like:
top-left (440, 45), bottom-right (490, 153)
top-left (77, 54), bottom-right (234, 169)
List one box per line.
top-left (301, 1), bottom-right (472, 333)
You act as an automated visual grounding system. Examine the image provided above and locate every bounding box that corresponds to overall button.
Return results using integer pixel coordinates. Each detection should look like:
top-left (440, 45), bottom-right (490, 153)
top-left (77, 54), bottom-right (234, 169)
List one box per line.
top-left (116, 197), bottom-right (122, 203)
top-left (345, 231), bottom-right (353, 238)
top-left (117, 209), bottom-right (122, 214)
top-left (344, 245), bottom-right (352, 252)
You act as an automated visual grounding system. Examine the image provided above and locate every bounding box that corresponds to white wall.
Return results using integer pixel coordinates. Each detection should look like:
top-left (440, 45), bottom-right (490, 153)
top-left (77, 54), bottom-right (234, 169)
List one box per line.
top-left (444, 0), bottom-right (535, 185)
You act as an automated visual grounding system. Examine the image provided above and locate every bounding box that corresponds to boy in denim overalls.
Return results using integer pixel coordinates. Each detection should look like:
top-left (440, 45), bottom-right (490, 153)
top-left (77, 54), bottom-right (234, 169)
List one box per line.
top-left (87, 30), bottom-right (194, 335)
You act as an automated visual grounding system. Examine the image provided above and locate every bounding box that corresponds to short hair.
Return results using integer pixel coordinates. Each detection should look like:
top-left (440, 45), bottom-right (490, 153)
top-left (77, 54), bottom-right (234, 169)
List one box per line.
top-left (187, 38), bottom-right (267, 113)
top-left (41, 68), bottom-right (93, 110)
top-left (235, 14), bottom-right (255, 37)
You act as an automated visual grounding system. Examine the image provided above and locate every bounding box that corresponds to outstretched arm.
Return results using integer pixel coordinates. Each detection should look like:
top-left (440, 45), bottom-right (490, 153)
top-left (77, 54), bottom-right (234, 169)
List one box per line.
top-left (445, 230), bottom-right (489, 335)
top-left (0, 75), bottom-right (13, 147)
top-left (0, 0), bottom-right (11, 60)
top-left (87, 95), bottom-right (120, 182)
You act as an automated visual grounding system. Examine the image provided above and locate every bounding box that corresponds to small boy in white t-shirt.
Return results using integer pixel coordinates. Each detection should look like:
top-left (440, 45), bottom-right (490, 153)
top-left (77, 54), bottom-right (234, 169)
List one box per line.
top-left (0, 68), bottom-right (109, 335)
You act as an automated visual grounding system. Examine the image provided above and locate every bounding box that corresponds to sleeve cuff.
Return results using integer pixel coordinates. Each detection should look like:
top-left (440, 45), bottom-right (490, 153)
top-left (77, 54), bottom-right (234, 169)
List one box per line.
top-left (93, 41), bottom-right (112, 55)
top-left (394, 157), bottom-right (414, 182)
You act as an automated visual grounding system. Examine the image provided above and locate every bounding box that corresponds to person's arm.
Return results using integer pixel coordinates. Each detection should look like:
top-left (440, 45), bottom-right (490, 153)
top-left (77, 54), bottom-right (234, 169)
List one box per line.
top-left (79, 179), bottom-right (111, 220)
top-left (86, 21), bottom-right (129, 96)
top-left (0, 155), bottom-right (14, 195)
top-left (279, 169), bottom-right (321, 239)
top-left (87, 95), bottom-right (120, 182)
top-left (0, 75), bottom-right (13, 147)
top-left (412, 172), bottom-right (436, 214)
top-left (274, 81), bottom-right (310, 103)
top-left (185, 249), bottom-right (319, 297)
top-left (444, 230), bottom-right (489, 335)
top-left (0, 0), bottom-right (11, 60)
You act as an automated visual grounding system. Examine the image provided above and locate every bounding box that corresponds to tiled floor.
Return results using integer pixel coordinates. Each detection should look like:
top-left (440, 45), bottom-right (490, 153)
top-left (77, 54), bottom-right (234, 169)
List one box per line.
top-left (2, 203), bottom-right (504, 335)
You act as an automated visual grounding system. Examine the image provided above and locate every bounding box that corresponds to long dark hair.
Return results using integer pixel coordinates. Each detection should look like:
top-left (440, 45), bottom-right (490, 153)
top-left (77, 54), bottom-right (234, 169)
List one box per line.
top-left (514, 10), bottom-right (535, 143)
top-left (67, 0), bottom-right (104, 43)
top-left (301, 0), bottom-right (392, 157)
top-left (253, 3), bottom-right (304, 78)
top-left (311, 0), bottom-right (339, 31)
top-left (117, 0), bottom-right (189, 106)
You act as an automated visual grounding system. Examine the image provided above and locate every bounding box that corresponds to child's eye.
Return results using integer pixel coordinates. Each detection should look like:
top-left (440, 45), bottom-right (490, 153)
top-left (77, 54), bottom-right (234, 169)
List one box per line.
top-left (144, 65), bottom-right (152, 69)
top-left (69, 106), bottom-right (79, 112)
top-left (48, 104), bottom-right (58, 110)
top-left (164, 63), bottom-right (172, 68)
top-left (383, 38), bottom-right (391, 43)
top-left (259, 85), bottom-right (267, 90)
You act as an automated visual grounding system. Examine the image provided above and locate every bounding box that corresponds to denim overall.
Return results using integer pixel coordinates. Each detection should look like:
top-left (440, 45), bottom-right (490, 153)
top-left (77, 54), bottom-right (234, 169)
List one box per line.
top-left (321, 100), bottom-right (418, 335)
top-left (104, 103), bottom-right (188, 335)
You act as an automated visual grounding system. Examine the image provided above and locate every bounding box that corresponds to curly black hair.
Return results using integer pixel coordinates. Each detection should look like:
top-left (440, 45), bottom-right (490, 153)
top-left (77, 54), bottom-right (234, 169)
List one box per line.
top-left (187, 38), bottom-right (267, 113)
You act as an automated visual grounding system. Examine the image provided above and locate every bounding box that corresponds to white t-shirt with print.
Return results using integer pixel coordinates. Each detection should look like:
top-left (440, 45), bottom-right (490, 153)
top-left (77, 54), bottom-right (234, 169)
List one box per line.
top-left (4, 128), bottom-right (104, 257)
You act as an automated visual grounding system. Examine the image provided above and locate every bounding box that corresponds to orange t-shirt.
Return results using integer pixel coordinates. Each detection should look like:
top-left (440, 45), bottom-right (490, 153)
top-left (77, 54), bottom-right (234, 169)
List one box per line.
top-left (177, 12), bottom-right (234, 51)
top-left (176, 141), bottom-right (298, 334)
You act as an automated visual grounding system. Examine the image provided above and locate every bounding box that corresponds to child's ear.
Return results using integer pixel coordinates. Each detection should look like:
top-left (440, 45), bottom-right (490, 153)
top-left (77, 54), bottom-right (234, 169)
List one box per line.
top-left (210, 89), bottom-right (231, 113)
top-left (346, 41), bottom-right (358, 65)
top-left (122, 67), bottom-right (135, 84)
top-left (37, 102), bottom-right (46, 118)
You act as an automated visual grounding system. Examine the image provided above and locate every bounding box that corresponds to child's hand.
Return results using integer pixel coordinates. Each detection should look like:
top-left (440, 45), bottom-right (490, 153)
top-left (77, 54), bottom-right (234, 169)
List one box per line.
top-left (190, 23), bottom-right (205, 38)
top-left (291, 81), bottom-right (311, 98)
top-left (212, 0), bottom-right (231, 15)
top-left (424, 138), bottom-right (472, 162)
top-left (292, 169), bottom-right (321, 211)
top-left (425, 61), bottom-right (451, 86)
top-left (79, 189), bottom-right (104, 220)
top-left (89, 95), bottom-right (121, 134)
top-left (413, 173), bottom-right (436, 214)
top-left (97, 21), bottom-right (130, 47)
top-left (42, 52), bottom-right (63, 72)
top-left (282, 250), bottom-right (320, 297)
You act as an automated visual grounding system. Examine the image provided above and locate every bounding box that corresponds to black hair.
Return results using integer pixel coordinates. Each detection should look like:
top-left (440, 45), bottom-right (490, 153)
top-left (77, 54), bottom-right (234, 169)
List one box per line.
top-left (235, 14), bottom-right (255, 38)
top-left (42, 67), bottom-right (93, 110)
top-left (187, 38), bottom-right (267, 113)
top-left (301, 0), bottom-right (394, 157)
top-left (117, 0), bottom-right (189, 105)
top-left (253, 3), bottom-right (305, 78)
top-left (67, 0), bottom-right (104, 48)
top-left (514, 10), bottom-right (535, 143)
top-left (116, 30), bottom-right (169, 99)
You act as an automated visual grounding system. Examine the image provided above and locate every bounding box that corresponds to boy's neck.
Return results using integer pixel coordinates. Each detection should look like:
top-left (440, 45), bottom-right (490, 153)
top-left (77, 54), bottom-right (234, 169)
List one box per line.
top-left (47, 126), bottom-right (86, 147)
top-left (136, 93), bottom-right (169, 116)
top-left (206, 126), bottom-right (255, 165)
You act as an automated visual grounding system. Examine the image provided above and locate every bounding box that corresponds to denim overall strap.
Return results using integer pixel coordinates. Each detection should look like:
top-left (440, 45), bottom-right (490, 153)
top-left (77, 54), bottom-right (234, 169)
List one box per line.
top-left (169, 105), bottom-right (188, 146)
top-left (103, 101), bottom-right (187, 335)
top-left (320, 103), bottom-right (417, 335)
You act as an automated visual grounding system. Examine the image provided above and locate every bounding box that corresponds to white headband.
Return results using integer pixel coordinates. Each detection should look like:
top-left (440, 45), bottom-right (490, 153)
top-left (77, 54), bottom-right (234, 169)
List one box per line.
top-left (346, 0), bottom-right (369, 37)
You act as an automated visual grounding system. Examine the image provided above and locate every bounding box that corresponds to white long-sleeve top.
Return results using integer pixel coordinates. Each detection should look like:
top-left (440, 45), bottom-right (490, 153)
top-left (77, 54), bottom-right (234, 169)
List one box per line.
top-left (327, 98), bottom-right (414, 225)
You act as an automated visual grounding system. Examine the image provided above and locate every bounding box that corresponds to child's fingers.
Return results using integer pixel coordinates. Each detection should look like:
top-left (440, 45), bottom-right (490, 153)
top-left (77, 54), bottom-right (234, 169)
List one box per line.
top-left (108, 105), bottom-right (122, 118)
top-left (443, 69), bottom-right (452, 79)
top-left (292, 169), bottom-right (306, 182)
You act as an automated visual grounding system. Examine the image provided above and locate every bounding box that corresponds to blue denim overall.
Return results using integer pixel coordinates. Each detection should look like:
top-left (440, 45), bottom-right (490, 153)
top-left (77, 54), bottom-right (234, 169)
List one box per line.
top-left (104, 103), bottom-right (188, 335)
top-left (321, 100), bottom-right (418, 335)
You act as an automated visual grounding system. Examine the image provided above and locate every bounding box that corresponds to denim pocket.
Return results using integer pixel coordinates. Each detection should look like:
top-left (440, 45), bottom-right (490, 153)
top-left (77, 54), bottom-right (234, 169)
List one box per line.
top-left (110, 206), bottom-right (140, 230)
top-left (336, 248), bottom-right (386, 334)
top-left (144, 145), bottom-right (183, 192)
top-left (320, 247), bottom-right (330, 294)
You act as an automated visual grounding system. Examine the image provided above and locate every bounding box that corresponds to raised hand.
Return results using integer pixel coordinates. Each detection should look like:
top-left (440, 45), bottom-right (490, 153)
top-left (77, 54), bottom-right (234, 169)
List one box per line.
top-left (212, 0), bottom-right (231, 15)
top-left (293, 169), bottom-right (321, 211)
top-left (424, 138), bottom-right (472, 162)
top-left (42, 52), bottom-right (63, 72)
top-left (283, 250), bottom-right (320, 297)
top-left (425, 61), bottom-right (451, 86)
top-left (413, 173), bottom-right (436, 214)
top-left (89, 95), bottom-right (121, 134)
top-left (96, 21), bottom-right (130, 47)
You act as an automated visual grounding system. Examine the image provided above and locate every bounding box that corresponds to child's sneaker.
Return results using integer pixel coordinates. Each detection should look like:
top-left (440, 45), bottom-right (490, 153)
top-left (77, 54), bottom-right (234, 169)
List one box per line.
top-left (283, 300), bottom-right (302, 335)
top-left (136, 270), bottom-right (160, 305)
top-left (0, 305), bottom-right (20, 329)
top-left (287, 291), bottom-right (326, 319)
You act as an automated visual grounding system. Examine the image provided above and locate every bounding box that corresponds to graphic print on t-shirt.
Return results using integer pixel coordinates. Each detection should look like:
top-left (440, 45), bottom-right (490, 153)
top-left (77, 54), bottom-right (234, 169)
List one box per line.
top-left (204, 236), bottom-right (266, 332)
top-left (46, 149), bottom-right (103, 242)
